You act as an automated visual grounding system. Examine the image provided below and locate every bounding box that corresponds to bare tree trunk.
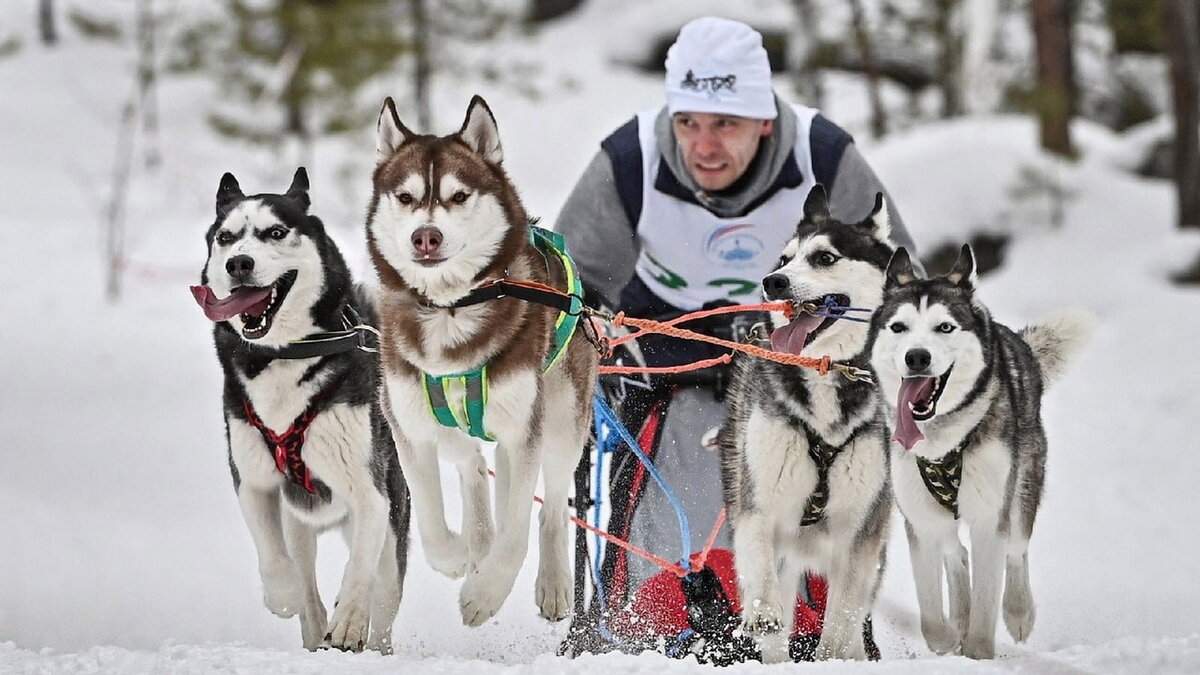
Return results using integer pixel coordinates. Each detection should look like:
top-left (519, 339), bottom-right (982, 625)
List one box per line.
top-left (106, 95), bottom-right (138, 302)
top-left (136, 0), bottom-right (160, 168)
top-left (961, 0), bottom-right (1002, 114)
top-left (411, 0), bottom-right (431, 133)
top-left (1030, 0), bottom-right (1077, 157)
top-left (934, 0), bottom-right (963, 118)
top-left (788, 0), bottom-right (824, 109)
top-left (849, 0), bottom-right (887, 138)
top-left (39, 0), bottom-right (56, 45)
top-left (1164, 0), bottom-right (1200, 229)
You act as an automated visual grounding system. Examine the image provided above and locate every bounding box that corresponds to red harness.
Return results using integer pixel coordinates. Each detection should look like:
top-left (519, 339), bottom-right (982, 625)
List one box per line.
top-left (242, 393), bottom-right (330, 495)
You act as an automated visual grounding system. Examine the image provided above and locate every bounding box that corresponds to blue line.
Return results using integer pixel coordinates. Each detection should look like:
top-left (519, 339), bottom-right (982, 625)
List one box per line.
top-left (667, 628), bottom-right (695, 657)
top-left (590, 414), bottom-right (622, 644)
top-left (811, 311), bottom-right (871, 324)
top-left (593, 394), bottom-right (693, 571)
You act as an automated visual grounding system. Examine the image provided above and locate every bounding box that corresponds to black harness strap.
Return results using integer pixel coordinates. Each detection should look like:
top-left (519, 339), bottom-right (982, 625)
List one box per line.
top-left (448, 279), bottom-right (580, 315)
top-left (271, 305), bottom-right (378, 360)
top-left (800, 424), bottom-right (847, 527)
top-left (915, 433), bottom-right (973, 519)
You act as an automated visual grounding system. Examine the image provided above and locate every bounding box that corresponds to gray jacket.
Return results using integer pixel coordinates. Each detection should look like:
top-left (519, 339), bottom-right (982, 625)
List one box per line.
top-left (555, 99), bottom-right (920, 309)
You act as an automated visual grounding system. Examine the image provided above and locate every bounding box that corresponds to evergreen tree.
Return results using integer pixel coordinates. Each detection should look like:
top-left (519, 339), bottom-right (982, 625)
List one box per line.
top-left (179, 0), bottom-right (409, 152)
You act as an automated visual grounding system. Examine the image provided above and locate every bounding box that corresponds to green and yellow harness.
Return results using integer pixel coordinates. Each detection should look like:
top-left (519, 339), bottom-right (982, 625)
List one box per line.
top-left (421, 226), bottom-right (583, 441)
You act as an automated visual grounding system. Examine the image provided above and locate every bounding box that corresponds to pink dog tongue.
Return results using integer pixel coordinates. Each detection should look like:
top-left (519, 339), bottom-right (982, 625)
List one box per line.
top-left (190, 285), bottom-right (272, 322)
top-left (893, 377), bottom-right (936, 450)
top-left (769, 314), bottom-right (825, 355)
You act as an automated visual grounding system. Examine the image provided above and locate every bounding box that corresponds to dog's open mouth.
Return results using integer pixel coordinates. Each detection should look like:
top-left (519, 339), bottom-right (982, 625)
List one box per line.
top-left (893, 366), bottom-right (952, 450)
top-left (769, 294), bottom-right (850, 356)
top-left (189, 270), bottom-right (298, 340)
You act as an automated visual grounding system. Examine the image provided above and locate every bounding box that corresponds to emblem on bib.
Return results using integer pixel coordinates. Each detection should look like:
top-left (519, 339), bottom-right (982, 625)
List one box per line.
top-left (705, 223), bottom-right (765, 269)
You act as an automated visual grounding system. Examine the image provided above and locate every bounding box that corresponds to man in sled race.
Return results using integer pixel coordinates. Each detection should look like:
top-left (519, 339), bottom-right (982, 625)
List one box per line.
top-left (555, 16), bottom-right (920, 662)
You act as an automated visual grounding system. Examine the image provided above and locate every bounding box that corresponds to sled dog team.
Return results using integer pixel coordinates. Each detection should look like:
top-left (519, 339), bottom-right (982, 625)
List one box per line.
top-left (194, 96), bottom-right (1092, 660)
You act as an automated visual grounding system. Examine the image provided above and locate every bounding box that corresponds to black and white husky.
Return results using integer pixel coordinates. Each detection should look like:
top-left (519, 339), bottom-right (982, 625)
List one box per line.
top-left (868, 245), bottom-right (1093, 659)
top-left (719, 186), bottom-right (894, 661)
top-left (368, 97), bottom-right (598, 627)
top-left (192, 168), bottom-right (411, 653)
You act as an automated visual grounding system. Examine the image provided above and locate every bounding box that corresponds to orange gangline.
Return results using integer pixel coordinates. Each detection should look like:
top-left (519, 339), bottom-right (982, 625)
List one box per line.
top-left (598, 353), bottom-right (731, 375)
top-left (691, 508), bottom-right (727, 573)
top-left (612, 313), bottom-right (831, 375)
top-left (525, 483), bottom-right (689, 577)
top-left (499, 470), bottom-right (726, 579)
top-left (606, 301), bottom-right (792, 349)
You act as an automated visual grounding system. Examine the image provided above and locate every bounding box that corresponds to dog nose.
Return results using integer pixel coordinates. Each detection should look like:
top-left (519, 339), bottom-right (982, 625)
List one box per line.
top-left (226, 255), bottom-right (255, 281)
top-left (411, 227), bottom-right (443, 257)
top-left (762, 273), bottom-right (789, 299)
top-left (905, 348), bottom-right (931, 373)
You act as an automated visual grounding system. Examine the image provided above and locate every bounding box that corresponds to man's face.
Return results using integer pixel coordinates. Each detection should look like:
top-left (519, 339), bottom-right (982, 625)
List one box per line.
top-left (672, 112), bottom-right (774, 192)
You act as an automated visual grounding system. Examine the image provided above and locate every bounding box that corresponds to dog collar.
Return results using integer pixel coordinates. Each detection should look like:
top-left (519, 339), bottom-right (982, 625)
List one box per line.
top-left (271, 305), bottom-right (379, 360)
top-left (914, 432), bottom-right (974, 519)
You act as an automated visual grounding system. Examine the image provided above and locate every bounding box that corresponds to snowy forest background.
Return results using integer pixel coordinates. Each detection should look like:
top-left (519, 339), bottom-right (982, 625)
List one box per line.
top-left (3, 0), bottom-right (1200, 672)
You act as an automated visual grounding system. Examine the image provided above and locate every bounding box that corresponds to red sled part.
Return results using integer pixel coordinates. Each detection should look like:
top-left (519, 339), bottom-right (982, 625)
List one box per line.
top-left (608, 548), bottom-right (828, 639)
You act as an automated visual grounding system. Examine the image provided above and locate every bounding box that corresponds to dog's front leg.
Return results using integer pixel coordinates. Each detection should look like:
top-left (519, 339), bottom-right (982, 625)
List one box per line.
top-left (904, 519), bottom-right (960, 654)
top-left (458, 438), bottom-right (541, 627)
top-left (236, 485), bottom-right (304, 618)
top-left (444, 438), bottom-right (493, 573)
top-left (962, 523), bottom-right (1006, 659)
top-left (325, 488), bottom-right (390, 652)
top-left (393, 433), bottom-right (469, 578)
top-left (383, 380), bottom-right (469, 578)
top-left (944, 539), bottom-right (971, 645)
top-left (815, 541), bottom-right (876, 660)
top-left (733, 512), bottom-right (787, 663)
top-left (281, 507), bottom-right (327, 650)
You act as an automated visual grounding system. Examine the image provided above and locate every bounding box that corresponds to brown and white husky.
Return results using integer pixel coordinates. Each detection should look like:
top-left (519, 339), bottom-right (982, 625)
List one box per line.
top-left (367, 95), bottom-right (597, 626)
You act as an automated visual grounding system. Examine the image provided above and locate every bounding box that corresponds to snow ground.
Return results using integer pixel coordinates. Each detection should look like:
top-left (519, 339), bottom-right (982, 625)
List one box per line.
top-left (2, 1), bottom-right (1199, 672)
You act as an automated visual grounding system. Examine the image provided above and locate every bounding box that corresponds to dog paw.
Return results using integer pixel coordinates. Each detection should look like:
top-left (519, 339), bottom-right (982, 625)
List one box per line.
top-left (325, 596), bottom-right (371, 652)
top-left (260, 563), bottom-right (304, 618)
top-left (921, 619), bottom-right (960, 655)
top-left (756, 632), bottom-right (790, 664)
top-left (424, 536), bottom-right (469, 579)
top-left (740, 601), bottom-right (784, 636)
top-left (534, 564), bottom-right (572, 622)
top-left (962, 634), bottom-right (996, 660)
top-left (459, 568), bottom-right (514, 627)
top-left (1004, 597), bottom-right (1036, 643)
top-left (299, 606), bottom-right (328, 651)
top-left (815, 634), bottom-right (867, 661)
top-left (366, 630), bottom-right (394, 656)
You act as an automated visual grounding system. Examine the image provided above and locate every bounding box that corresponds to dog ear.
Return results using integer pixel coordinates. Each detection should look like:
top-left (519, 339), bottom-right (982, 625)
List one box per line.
top-left (376, 97), bottom-right (415, 165)
top-left (946, 243), bottom-right (977, 288)
top-left (286, 167), bottom-right (310, 212)
top-left (885, 247), bottom-right (918, 288)
top-left (802, 184), bottom-right (831, 225)
top-left (861, 192), bottom-right (891, 242)
top-left (459, 95), bottom-right (504, 164)
top-left (216, 172), bottom-right (244, 216)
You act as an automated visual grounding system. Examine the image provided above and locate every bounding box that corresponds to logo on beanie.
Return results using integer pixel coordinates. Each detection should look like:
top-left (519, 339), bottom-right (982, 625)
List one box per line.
top-left (681, 70), bottom-right (738, 99)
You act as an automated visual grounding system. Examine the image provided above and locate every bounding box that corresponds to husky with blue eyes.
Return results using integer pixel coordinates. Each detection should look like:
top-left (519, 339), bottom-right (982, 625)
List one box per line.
top-left (717, 185), bottom-right (896, 662)
top-left (868, 245), bottom-right (1093, 659)
top-left (193, 169), bottom-right (411, 654)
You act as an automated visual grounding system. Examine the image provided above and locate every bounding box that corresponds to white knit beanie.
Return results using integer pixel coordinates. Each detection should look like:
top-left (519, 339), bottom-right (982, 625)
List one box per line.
top-left (664, 17), bottom-right (777, 120)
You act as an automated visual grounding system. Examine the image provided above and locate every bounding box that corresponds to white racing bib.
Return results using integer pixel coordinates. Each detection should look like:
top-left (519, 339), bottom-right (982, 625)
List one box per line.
top-left (633, 105), bottom-right (819, 310)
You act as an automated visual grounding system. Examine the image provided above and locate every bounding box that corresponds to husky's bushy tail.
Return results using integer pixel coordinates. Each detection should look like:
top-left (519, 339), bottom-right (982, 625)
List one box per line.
top-left (1019, 307), bottom-right (1097, 386)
